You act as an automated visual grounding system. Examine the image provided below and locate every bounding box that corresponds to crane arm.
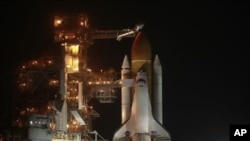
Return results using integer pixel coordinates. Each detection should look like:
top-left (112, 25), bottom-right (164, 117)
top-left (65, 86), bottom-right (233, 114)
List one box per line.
top-left (90, 29), bottom-right (134, 39)
top-left (116, 23), bottom-right (144, 41)
top-left (89, 23), bottom-right (144, 41)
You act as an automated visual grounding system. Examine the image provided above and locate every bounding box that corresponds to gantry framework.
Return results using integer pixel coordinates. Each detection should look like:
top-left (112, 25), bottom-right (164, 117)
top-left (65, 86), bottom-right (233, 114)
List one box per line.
top-left (14, 13), bottom-right (138, 141)
top-left (50, 13), bottom-right (136, 140)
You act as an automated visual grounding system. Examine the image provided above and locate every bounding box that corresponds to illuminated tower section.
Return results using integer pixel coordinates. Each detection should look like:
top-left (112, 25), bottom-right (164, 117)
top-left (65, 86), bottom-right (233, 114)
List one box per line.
top-left (53, 14), bottom-right (90, 136)
top-left (64, 44), bottom-right (80, 73)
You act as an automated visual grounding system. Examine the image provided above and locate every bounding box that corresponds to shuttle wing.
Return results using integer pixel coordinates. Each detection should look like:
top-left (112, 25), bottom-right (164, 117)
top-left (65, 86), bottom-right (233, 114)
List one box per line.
top-left (113, 113), bottom-right (171, 141)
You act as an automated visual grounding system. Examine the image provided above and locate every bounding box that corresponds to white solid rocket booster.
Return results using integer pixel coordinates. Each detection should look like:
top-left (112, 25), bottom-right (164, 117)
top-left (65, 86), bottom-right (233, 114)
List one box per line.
top-left (153, 54), bottom-right (163, 124)
top-left (121, 55), bottom-right (132, 123)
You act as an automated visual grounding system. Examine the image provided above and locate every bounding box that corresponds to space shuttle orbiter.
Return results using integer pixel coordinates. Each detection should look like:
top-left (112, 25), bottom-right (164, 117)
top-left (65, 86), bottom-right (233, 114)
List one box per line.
top-left (113, 32), bottom-right (171, 141)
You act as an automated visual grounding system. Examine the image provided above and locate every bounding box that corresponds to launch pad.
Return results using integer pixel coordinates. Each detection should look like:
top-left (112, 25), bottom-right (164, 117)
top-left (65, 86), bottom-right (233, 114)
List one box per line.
top-left (12, 13), bottom-right (171, 141)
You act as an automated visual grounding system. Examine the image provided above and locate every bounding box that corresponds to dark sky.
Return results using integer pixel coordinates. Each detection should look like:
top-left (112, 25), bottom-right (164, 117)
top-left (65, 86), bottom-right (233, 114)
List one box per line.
top-left (1, 1), bottom-right (250, 141)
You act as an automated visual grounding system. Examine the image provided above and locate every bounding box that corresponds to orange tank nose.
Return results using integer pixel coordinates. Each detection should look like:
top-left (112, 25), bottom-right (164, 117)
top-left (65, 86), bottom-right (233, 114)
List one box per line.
top-left (131, 32), bottom-right (152, 100)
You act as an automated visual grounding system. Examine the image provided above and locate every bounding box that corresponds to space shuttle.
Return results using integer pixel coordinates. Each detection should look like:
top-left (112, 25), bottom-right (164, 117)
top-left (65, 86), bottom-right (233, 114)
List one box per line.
top-left (113, 32), bottom-right (171, 141)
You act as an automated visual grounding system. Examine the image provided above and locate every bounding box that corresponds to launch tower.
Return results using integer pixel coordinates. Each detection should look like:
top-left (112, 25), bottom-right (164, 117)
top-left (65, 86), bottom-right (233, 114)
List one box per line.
top-left (46, 13), bottom-right (137, 141)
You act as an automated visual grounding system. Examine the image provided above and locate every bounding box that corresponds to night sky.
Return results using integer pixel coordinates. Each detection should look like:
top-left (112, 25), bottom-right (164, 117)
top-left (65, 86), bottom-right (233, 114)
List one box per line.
top-left (1, 1), bottom-right (250, 141)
